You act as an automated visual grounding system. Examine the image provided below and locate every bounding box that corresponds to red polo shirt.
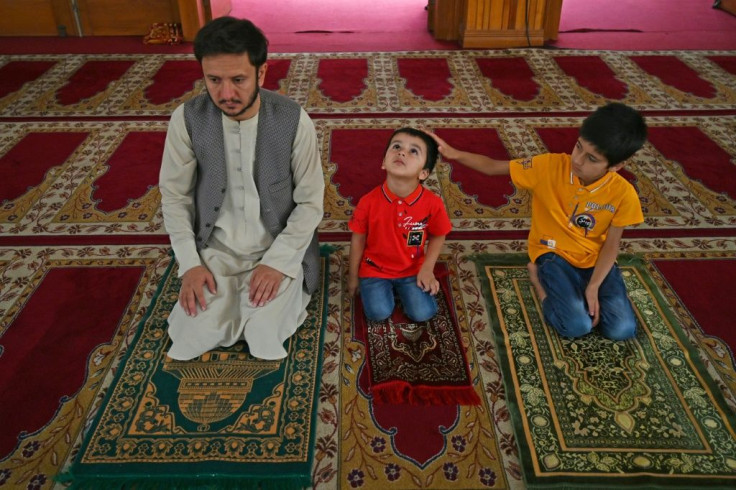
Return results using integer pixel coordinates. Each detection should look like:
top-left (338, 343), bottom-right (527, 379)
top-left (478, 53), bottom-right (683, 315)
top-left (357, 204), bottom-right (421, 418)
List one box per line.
top-left (349, 182), bottom-right (452, 279)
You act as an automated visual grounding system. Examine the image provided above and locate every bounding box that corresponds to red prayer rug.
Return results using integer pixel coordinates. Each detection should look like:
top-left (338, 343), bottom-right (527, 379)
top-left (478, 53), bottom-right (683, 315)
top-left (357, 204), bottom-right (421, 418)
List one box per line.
top-left (353, 262), bottom-right (480, 406)
top-left (0, 246), bottom-right (171, 489)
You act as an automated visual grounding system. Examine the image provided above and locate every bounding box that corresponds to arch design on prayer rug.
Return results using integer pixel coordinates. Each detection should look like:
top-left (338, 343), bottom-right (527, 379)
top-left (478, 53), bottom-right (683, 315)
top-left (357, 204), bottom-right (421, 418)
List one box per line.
top-left (0, 128), bottom-right (90, 225)
top-left (395, 55), bottom-right (471, 110)
top-left (550, 53), bottom-right (657, 106)
top-left (119, 59), bottom-right (204, 112)
top-left (262, 58), bottom-right (294, 94)
top-left (0, 246), bottom-right (170, 489)
top-left (55, 130), bottom-right (163, 223)
top-left (3, 51), bottom-right (736, 117)
top-left (630, 54), bottom-right (736, 104)
top-left (708, 56), bottom-right (736, 75)
top-left (34, 58), bottom-right (137, 114)
top-left (0, 121), bottom-right (167, 237)
top-left (320, 126), bottom-right (398, 226)
top-left (646, 251), bottom-right (736, 397)
top-left (0, 60), bottom-right (56, 112)
top-left (472, 54), bottom-right (564, 108)
top-left (646, 124), bottom-right (736, 216)
top-left (307, 56), bottom-right (378, 109)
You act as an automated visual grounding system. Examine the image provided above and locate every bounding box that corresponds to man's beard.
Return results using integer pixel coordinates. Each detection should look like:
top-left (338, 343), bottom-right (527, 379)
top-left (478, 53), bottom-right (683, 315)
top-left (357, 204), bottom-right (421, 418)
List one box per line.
top-left (212, 85), bottom-right (259, 119)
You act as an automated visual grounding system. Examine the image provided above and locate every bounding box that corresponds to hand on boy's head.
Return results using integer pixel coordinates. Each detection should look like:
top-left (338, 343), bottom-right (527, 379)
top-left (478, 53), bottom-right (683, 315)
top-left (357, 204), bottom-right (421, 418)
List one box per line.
top-left (419, 127), bottom-right (443, 147)
top-left (420, 127), bottom-right (457, 161)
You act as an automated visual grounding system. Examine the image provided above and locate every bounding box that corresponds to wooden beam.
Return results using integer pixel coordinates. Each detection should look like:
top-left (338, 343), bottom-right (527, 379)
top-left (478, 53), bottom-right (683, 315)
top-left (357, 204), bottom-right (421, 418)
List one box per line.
top-left (714, 0), bottom-right (736, 16)
top-left (544, 0), bottom-right (562, 40)
top-left (0, 0), bottom-right (59, 36)
top-left (429, 0), bottom-right (464, 41)
top-left (177, 0), bottom-right (209, 42)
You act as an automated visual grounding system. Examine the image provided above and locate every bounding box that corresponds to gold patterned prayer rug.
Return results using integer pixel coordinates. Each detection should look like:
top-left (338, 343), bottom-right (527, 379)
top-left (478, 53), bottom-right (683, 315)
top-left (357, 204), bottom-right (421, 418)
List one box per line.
top-left (473, 253), bottom-right (736, 489)
top-left (60, 249), bottom-right (331, 489)
top-left (353, 262), bottom-right (480, 405)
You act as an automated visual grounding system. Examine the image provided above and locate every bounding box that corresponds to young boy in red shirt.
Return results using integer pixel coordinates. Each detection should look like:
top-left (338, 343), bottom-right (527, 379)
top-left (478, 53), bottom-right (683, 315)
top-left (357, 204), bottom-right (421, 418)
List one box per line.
top-left (348, 127), bottom-right (452, 322)
top-left (424, 103), bottom-right (647, 340)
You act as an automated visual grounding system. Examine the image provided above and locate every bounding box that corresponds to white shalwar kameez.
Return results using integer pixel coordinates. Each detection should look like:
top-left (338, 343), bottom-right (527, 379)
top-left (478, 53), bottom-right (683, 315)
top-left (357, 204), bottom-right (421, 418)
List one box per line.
top-left (159, 106), bottom-right (323, 361)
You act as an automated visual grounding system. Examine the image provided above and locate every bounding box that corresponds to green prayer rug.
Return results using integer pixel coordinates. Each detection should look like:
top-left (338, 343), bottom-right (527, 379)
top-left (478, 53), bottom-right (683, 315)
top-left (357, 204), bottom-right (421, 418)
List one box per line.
top-left (473, 254), bottom-right (736, 490)
top-left (62, 249), bottom-right (331, 489)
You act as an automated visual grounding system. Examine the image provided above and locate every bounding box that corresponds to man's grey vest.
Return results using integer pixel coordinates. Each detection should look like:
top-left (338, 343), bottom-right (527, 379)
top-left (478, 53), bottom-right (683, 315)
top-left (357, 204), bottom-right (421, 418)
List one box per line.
top-left (183, 90), bottom-right (320, 294)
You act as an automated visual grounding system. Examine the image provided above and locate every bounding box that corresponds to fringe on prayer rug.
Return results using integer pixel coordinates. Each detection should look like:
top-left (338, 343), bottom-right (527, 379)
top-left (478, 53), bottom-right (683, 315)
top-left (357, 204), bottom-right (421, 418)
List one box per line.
top-left (473, 253), bottom-right (736, 490)
top-left (60, 248), bottom-right (331, 490)
top-left (353, 262), bottom-right (480, 406)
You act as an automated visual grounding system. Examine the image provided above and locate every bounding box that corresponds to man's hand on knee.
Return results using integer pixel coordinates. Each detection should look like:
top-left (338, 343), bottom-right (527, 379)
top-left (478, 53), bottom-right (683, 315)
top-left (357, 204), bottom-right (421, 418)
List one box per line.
top-left (179, 265), bottom-right (217, 316)
top-left (249, 264), bottom-right (284, 307)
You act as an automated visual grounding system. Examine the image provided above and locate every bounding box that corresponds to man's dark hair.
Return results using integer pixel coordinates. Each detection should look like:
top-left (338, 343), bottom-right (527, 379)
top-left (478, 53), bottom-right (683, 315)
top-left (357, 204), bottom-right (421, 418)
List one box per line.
top-left (580, 102), bottom-right (647, 166)
top-left (385, 127), bottom-right (440, 176)
top-left (193, 16), bottom-right (268, 68)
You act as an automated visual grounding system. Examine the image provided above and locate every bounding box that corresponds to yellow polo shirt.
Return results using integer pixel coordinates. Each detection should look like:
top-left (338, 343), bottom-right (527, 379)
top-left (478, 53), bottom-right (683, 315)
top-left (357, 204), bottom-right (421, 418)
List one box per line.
top-left (510, 153), bottom-right (644, 268)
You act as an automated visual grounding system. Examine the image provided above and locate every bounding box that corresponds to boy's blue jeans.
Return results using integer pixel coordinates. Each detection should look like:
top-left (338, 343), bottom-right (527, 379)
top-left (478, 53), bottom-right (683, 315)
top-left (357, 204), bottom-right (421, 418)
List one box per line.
top-left (359, 276), bottom-right (438, 322)
top-left (535, 252), bottom-right (637, 340)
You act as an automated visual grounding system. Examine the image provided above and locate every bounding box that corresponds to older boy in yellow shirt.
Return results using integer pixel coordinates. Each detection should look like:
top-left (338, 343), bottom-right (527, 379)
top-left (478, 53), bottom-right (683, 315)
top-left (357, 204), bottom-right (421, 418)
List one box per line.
top-left (425, 103), bottom-right (647, 340)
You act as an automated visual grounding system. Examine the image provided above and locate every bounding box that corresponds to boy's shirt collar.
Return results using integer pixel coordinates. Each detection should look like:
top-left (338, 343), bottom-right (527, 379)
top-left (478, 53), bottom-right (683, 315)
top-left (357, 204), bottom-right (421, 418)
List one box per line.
top-left (569, 171), bottom-right (614, 194)
top-left (381, 181), bottom-right (424, 205)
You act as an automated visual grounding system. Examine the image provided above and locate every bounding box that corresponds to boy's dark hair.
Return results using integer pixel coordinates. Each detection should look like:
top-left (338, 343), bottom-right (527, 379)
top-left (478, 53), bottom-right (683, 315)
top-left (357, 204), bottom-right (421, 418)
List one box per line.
top-left (193, 17), bottom-right (268, 69)
top-left (385, 127), bottom-right (440, 176)
top-left (580, 102), bottom-right (647, 166)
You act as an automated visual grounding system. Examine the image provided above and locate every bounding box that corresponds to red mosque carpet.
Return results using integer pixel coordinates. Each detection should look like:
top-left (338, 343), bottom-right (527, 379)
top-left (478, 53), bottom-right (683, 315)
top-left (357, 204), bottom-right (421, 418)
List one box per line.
top-left (1, 48), bottom-right (735, 489)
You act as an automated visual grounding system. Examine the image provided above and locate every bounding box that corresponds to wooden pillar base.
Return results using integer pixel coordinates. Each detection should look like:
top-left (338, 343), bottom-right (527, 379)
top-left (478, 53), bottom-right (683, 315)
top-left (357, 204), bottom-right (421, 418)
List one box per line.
top-left (714, 0), bottom-right (736, 16)
top-left (461, 28), bottom-right (545, 48)
top-left (429, 0), bottom-right (563, 49)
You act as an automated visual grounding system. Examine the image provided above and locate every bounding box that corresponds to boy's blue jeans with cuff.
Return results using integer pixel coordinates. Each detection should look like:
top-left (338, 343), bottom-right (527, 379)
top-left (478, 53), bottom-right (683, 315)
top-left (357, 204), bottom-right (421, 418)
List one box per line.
top-left (359, 276), bottom-right (438, 322)
top-left (535, 252), bottom-right (637, 340)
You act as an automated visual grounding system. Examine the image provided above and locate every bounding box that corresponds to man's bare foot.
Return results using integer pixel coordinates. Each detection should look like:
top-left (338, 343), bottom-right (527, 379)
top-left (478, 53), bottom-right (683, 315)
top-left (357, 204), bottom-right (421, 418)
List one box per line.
top-left (527, 262), bottom-right (547, 301)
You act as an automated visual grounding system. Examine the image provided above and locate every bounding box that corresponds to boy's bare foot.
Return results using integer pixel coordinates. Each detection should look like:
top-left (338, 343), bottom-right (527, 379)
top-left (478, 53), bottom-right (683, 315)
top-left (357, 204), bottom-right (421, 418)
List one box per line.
top-left (527, 262), bottom-right (547, 301)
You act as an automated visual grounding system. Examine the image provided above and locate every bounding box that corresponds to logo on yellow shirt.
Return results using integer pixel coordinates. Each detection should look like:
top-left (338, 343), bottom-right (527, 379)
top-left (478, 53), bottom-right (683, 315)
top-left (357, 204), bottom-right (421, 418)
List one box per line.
top-left (569, 203), bottom-right (596, 235)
